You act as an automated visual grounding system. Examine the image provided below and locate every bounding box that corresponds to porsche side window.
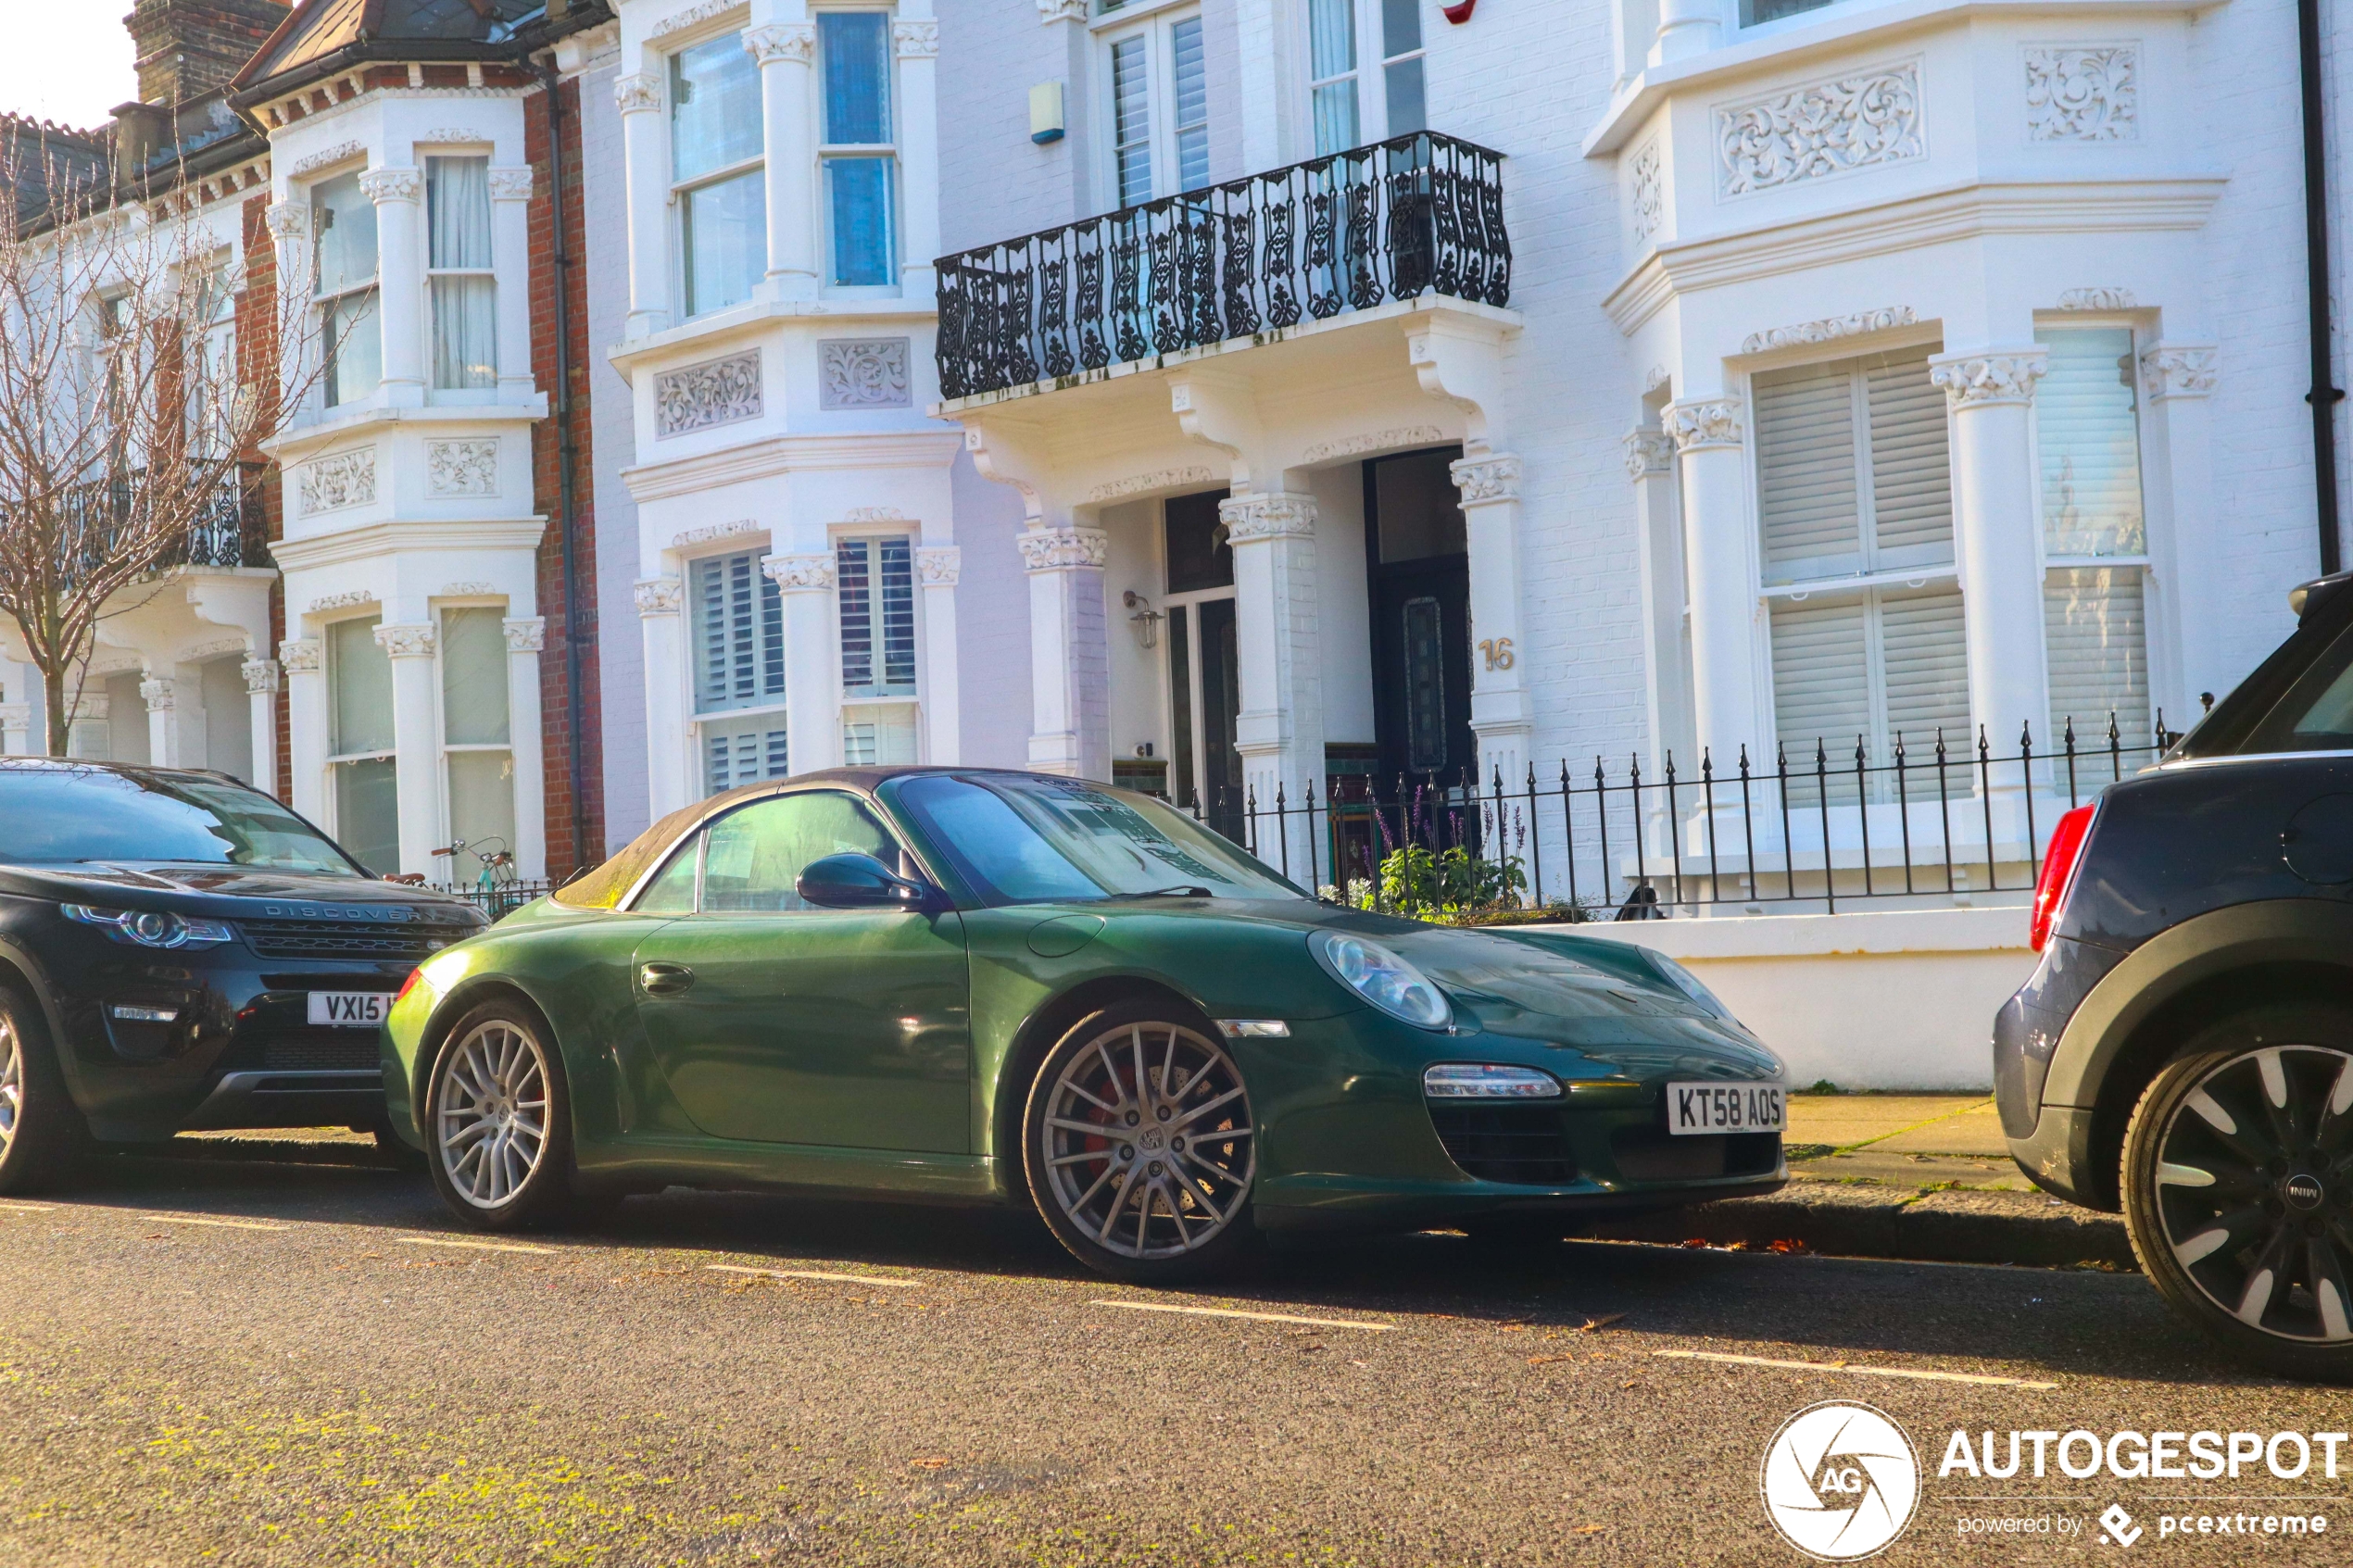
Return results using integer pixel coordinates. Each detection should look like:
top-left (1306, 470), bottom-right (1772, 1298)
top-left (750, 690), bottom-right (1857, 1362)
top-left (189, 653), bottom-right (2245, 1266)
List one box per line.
top-left (634, 834), bottom-right (702, 913)
top-left (699, 792), bottom-right (900, 913)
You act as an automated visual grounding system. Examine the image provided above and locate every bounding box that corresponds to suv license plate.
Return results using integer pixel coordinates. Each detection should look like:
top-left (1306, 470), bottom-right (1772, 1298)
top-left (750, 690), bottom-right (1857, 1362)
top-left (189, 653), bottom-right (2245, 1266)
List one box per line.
top-left (1667, 1083), bottom-right (1785, 1135)
top-left (308, 992), bottom-right (392, 1028)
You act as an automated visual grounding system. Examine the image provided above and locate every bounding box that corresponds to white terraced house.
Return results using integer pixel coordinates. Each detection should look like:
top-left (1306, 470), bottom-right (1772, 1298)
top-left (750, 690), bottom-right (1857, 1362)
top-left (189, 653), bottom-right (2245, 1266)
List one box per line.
top-left (4, 0), bottom-right (2349, 1085)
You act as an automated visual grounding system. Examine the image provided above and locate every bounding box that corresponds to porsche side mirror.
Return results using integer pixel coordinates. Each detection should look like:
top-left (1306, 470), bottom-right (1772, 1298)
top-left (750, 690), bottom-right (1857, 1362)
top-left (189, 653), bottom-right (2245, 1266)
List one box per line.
top-left (797, 851), bottom-right (933, 909)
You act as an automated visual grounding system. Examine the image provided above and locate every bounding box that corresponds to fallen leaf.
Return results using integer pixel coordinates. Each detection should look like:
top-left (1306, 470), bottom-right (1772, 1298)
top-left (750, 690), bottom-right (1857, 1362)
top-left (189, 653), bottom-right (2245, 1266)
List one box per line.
top-left (1574, 1525), bottom-right (1606, 1536)
top-left (1767, 1238), bottom-right (1809, 1254)
top-left (1724, 1240), bottom-right (1753, 1251)
top-left (1620, 1379), bottom-right (1640, 1389)
top-left (1526, 1354), bottom-right (1574, 1366)
top-left (1577, 1313), bottom-right (1626, 1334)
top-left (909, 1458), bottom-right (950, 1471)
top-left (1680, 1238), bottom-right (1710, 1248)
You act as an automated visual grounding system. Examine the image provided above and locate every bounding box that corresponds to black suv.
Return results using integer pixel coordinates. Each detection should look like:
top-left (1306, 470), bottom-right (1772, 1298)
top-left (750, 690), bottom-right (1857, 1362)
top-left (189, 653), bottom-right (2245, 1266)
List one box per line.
top-left (1998, 571), bottom-right (2353, 1380)
top-left (0, 759), bottom-right (484, 1192)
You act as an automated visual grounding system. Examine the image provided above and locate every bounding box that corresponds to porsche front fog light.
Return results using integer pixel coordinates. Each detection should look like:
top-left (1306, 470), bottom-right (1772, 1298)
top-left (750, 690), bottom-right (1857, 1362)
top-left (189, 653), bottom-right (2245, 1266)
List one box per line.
top-left (1423, 1063), bottom-right (1562, 1099)
top-left (1314, 933), bottom-right (1453, 1030)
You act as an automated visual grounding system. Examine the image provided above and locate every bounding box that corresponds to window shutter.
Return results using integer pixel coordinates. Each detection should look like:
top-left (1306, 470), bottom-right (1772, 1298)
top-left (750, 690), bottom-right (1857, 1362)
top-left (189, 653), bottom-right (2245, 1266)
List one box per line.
top-left (1865, 355), bottom-right (1953, 570)
top-left (692, 551), bottom-right (785, 713)
top-left (703, 714), bottom-right (790, 795)
top-left (880, 537), bottom-right (916, 689)
top-left (1755, 362), bottom-right (1860, 584)
top-left (2045, 566), bottom-right (2151, 748)
top-left (1877, 584), bottom-right (1971, 785)
top-left (1770, 595), bottom-right (1871, 771)
top-left (838, 540), bottom-right (874, 693)
top-left (840, 537), bottom-right (918, 697)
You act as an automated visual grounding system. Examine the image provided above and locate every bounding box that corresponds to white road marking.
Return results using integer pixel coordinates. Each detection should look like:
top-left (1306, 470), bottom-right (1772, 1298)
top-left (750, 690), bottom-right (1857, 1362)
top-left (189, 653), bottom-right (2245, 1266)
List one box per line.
top-left (707, 1263), bottom-right (922, 1288)
top-left (147, 1215), bottom-right (288, 1232)
top-left (0, 1202), bottom-right (57, 1213)
top-left (1653, 1348), bottom-right (2058, 1390)
top-left (396, 1236), bottom-right (559, 1256)
top-left (1088, 1298), bottom-right (1398, 1332)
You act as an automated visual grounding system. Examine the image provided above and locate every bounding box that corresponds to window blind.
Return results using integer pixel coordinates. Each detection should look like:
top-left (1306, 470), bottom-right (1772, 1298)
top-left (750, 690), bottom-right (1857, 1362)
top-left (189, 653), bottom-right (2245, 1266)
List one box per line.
top-left (1755, 361), bottom-right (1860, 583)
top-left (1112, 35), bottom-right (1153, 206)
top-left (691, 551), bottom-right (785, 713)
top-left (703, 713), bottom-right (790, 795)
top-left (2045, 566), bottom-right (2150, 748)
top-left (838, 537), bottom-right (916, 697)
top-left (1866, 356), bottom-right (1953, 569)
top-left (2038, 328), bottom-right (2145, 558)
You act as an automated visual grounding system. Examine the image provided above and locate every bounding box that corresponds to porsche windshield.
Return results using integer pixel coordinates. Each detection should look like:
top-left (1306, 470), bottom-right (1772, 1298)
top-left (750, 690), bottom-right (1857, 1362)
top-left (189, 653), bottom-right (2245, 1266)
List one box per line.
top-left (0, 764), bottom-right (362, 875)
top-left (892, 773), bottom-right (1303, 906)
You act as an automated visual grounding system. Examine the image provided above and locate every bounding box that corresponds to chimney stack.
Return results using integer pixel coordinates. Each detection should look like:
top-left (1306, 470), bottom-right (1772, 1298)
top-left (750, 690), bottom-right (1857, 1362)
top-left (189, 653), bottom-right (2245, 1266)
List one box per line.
top-left (124, 0), bottom-right (291, 107)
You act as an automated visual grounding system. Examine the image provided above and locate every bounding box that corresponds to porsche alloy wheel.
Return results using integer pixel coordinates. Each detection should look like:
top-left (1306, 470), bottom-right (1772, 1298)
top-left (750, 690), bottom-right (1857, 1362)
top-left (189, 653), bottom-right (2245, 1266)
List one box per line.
top-left (434, 1015), bottom-right (553, 1211)
top-left (1028, 1008), bottom-right (1256, 1279)
top-left (2125, 1013), bottom-right (2353, 1381)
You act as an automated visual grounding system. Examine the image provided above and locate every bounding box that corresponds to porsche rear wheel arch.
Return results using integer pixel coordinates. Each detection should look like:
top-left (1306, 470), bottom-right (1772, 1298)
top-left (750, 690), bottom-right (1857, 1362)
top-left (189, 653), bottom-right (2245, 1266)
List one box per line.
top-left (1021, 997), bottom-right (1260, 1283)
top-left (2121, 1002), bottom-right (2353, 1383)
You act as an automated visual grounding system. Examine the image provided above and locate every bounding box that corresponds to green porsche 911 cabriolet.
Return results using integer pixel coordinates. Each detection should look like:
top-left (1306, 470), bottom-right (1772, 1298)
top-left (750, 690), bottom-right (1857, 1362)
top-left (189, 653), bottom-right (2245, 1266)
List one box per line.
top-left (384, 767), bottom-right (1787, 1281)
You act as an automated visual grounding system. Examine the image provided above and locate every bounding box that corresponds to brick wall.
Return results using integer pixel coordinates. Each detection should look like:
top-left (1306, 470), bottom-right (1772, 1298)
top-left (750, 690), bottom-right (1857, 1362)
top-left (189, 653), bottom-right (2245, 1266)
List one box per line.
top-left (525, 72), bottom-right (606, 879)
top-left (237, 189), bottom-right (294, 802)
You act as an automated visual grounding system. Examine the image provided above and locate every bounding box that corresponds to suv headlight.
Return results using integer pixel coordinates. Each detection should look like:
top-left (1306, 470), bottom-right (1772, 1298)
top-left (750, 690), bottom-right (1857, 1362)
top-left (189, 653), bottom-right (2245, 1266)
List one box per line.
top-left (62, 903), bottom-right (234, 950)
top-left (1313, 932), bottom-right (1453, 1030)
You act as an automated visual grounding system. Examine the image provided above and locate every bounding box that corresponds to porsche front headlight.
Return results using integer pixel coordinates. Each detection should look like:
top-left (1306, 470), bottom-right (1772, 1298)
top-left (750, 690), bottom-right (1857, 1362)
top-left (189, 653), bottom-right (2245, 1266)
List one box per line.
top-left (1313, 933), bottom-right (1453, 1031)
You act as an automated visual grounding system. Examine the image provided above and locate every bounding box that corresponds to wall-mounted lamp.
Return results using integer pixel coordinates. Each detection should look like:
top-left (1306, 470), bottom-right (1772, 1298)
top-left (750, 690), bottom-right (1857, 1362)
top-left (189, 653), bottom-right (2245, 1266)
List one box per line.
top-left (1122, 589), bottom-right (1163, 649)
top-left (1029, 82), bottom-right (1066, 144)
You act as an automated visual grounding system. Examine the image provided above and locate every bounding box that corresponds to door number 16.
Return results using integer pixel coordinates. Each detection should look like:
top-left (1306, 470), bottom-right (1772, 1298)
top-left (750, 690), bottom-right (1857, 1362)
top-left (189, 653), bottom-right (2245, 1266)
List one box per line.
top-left (1478, 637), bottom-right (1515, 671)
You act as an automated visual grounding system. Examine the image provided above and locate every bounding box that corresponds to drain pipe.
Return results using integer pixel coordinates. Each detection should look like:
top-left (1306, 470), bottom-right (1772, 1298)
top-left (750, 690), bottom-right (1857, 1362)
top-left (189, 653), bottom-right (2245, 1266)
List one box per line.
top-left (532, 53), bottom-right (592, 874)
top-left (2301, 0), bottom-right (2344, 575)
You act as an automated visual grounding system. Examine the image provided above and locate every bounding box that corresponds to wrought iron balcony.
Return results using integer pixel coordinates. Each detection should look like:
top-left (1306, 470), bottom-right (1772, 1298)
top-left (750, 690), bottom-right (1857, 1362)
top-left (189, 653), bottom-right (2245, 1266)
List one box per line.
top-left (55, 466), bottom-right (266, 577)
top-left (936, 131), bottom-right (1511, 402)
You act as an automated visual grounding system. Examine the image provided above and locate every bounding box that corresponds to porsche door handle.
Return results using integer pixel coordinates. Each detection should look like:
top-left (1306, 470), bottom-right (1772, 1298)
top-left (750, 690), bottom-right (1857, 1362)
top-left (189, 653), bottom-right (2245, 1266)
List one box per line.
top-left (638, 961), bottom-right (695, 997)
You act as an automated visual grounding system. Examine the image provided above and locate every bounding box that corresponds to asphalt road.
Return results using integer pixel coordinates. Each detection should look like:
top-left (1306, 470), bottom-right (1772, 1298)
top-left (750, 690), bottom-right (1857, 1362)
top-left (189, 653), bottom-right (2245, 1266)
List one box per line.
top-left (1, 1141), bottom-right (2346, 1567)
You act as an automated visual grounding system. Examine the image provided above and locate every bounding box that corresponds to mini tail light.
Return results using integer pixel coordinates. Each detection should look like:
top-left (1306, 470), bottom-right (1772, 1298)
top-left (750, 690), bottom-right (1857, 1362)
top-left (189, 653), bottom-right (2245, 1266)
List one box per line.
top-left (2030, 804), bottom-right (2097, 952)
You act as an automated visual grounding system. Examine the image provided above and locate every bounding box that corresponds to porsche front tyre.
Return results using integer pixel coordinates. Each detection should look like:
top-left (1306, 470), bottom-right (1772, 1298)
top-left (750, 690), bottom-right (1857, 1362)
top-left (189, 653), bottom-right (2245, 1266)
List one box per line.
top-left (424, 1000), bottom-right (585, 1231)
top-left (1023, 1002), bottom-right (1259, 1284)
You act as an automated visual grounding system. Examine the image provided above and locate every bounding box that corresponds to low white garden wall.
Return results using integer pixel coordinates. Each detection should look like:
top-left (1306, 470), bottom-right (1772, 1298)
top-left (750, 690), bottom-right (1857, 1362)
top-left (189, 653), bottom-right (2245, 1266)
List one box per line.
top-left (1556, 906), bottom-right (2037, 1092)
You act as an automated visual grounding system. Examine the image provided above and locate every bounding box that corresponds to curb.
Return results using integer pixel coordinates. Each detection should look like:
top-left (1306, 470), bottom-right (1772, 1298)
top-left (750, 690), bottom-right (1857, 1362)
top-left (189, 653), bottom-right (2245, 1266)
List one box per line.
top-left (1593, 1180), bottom-right (2137, 1270)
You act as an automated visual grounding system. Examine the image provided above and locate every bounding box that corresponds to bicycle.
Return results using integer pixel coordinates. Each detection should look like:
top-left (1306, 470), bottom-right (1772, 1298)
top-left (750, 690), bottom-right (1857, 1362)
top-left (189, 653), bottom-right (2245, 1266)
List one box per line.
top-left (430, 836), bottom-right (521, 917)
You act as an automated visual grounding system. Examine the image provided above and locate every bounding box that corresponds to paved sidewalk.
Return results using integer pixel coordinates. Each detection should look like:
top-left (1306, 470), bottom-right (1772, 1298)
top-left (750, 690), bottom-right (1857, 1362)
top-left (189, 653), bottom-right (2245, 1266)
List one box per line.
top-left (1785, 1092), bottom-right (2030, 1193)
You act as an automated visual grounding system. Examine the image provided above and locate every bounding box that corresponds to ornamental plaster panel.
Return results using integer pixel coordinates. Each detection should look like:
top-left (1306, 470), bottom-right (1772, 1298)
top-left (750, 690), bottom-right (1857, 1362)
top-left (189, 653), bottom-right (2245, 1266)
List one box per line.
top-left (279, 638), bottom-right (323, 674)
top-left (139, 678), bottom-right (176, 711)
top-left (374, 622), bottom-right (437, 659)
top-left (1665, 398), bottom-right (1743, 450)
top-left (1301, 428), bottom-right (1443, 462)
top-left (309, 589), bottom-right (376, 612)
top-left (2058, 287), bottom-right (2136, 311)
top-left (651, 0), bottom-right (748, 40)
top-left (290, 140), bottom-right (365, 175)
top-left (1717, 60), bottom-right (1924, 198)
top-left (914, 546), bottom-right (962, 586)
top-left (818, 338), bottom-right (912, 409)
top-left (243, 659), bottom-right (282, 695)
top-left (635, 577), bottom-right (685, 616)
top-left (893, 21), bottom-right (939, 57)
top-left (1930, 353), bottom-right (2048, 406)
top-left (265, 201), bottom-right (309, 240)
top-left (744, 24), bottom-right (815, 64)
top-left (178, 634), bottom-right (250, 662)
top-left (1038, 0), bottom-right (1088, 21)
top-left (358, 167), bottom-right (422, 203)
top-left (438, 582), bottom-right (500, 597)
top-left (657, 350), bottom-right (763, 437)
top-left (1218, 494), bottom-right (1318, 543)
top-left (1628, 139), bottom-right (1662, 246)
top-left (613, 73), bottom-right (662, 114)
top-left (2025, 45), bottom-right (2138, 143)
top-left (1741, 306), bottom-right (1916, 356)
top-left (1017, 529), bottom-right (1109, 571)
top-left (673, 519), bottom-right (763, 547)
top-left (1087, 466), bottom-right (1218, 502)
top-left (485, 167), bottom-right (534, 201)
top-left (2140, 345), bottom-right (2218, 400)
top-left (1450, 456), bottom-right (1522, 505)
top-left (1622, 430), bottom-right (1675, 481)
top-left (763, 552), bottom-right (837, 591)
top-left (846, 507), bottom-right (910, 523)
top-left (426, 438), bottom-right (499, 497)
top-left (298, 448), bottom-right (377, 514)
top-left (502, 618), bottom-right (547, 652)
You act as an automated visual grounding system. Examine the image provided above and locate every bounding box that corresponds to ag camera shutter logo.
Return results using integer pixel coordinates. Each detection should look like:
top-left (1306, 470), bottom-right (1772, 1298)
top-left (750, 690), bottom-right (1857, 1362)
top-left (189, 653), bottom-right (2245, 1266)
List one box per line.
top-left (1760, 1400), bottom-right (1921, 1560)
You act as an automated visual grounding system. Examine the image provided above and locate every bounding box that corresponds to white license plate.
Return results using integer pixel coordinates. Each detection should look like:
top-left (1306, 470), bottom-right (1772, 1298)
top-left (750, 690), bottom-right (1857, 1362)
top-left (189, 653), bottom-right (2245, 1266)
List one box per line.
top-left (308, 991), bottom-right (392, 1028)
top-left (1667, 1082), bottom-right (1785, 1135)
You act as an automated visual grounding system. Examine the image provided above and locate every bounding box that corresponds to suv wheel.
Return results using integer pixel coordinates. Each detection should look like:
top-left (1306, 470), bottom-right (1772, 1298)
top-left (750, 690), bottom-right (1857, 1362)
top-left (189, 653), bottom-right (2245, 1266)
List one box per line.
top-left (0, 985), bottom-right (90, 1196)
top-left (1023, 1001), bottom-right (1258, 1283)
top-left (2122, 1005), bottom-right (2353, 1382)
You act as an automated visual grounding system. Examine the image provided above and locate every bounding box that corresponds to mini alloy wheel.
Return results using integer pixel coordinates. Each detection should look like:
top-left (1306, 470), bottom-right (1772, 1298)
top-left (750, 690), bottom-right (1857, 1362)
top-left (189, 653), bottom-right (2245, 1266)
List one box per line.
top-left (425, 1003), bottom-right (585, 1228)
top-left (1026, 1007), bottom-right (1257, 1280)
top-left (2125, 1017), bottom-right (2353, 1380)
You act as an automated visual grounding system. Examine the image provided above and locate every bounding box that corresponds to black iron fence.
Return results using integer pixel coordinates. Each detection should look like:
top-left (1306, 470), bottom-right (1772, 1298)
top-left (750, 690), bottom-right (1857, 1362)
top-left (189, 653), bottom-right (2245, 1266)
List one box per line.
top-left (1213, 717), bottom-right (2172, 920)
top-left (431, 879), bottom-right (557, 922)
top-left (936, 130), bottom-right (1510, 401)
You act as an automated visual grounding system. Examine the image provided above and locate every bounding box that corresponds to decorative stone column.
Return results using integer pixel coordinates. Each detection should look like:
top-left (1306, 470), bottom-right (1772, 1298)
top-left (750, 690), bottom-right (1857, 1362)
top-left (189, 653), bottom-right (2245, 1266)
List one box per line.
top-left (745, 24), bottom-right (818, 302)
top-left (1018, 526), bottom-right (1111, 781)
top-left (1451, 453), bottom-right (1533, 797)
top-left (359, 168), bottom-right (424, 406)
top-left (374, 621), bottom-right (441, 879)
top-left (140, 677), bottom-right (183, 768)
top-left (1222, 494), bottom-right (1325, 881)
top-left (764, 552), bottom-right (842, 777)
top-left (893, 12), bottom-right (942, 299)
top-left (1625, 428), bottom-right (1693, 776)
top-left (264, 202), bottom-right (312, 394)
top-left (635, 576), bottom-right (688, 818)
top-left (487, 167), bottom-right (535, 395)
top-left (915, 546), bottom-right (962, 765)
top-left (1930, 350), bottom-right (2051, 765)
top-left (2139, 345), bottom-right (2222, 723)
top-left (1665, 396), bottom-right (1761, 776)
top-left (615, 72), bottom-right (672, 336)
top-left (503, 618), bottom-right (548, 880)
top-left (242, 657), bottom-right (280, 797)
top-left (1650, 0), bottom-right (1723, 65)
top-left (281, 637), bottom-right (327, 822)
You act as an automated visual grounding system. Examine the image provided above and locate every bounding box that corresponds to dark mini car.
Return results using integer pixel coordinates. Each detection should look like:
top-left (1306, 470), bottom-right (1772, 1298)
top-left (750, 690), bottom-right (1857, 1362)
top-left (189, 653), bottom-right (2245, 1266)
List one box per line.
top-left (0, 759), bottom-right (484, 1191)
top-left (1999, 571), bottom-right (2353, 1380)
top-left (385, 767), bottom-right (1788, 1282)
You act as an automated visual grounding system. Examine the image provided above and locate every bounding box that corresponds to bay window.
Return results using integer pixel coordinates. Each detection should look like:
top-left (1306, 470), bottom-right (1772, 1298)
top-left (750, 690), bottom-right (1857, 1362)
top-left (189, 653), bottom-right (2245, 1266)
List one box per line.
top-left (2037, 326), bottom-right (2152, 747)
top-left (310, 171), bottom-right (380, 408)
top-left (1756, 349), bottom-right (1971, 799)
top-left (327, 616), bottom-right (398, 872)
top-left (672, 31), bottom-right (767, 317)
top-left (837, 535), bottom-right (917, 765)
top-left (440, 607), bottom-right (514, 880)
top-left (426, 157), bottom-right (496, 390)
top-left (691, 549), bottom-right (789, 794)
top-left (819, 11), bottom-right (897, 286)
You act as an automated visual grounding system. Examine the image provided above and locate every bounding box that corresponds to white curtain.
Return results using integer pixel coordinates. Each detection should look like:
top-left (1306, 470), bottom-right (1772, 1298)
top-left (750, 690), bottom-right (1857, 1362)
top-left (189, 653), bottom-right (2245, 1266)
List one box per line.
top-left (428, 157), bottom-right (497, 389)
